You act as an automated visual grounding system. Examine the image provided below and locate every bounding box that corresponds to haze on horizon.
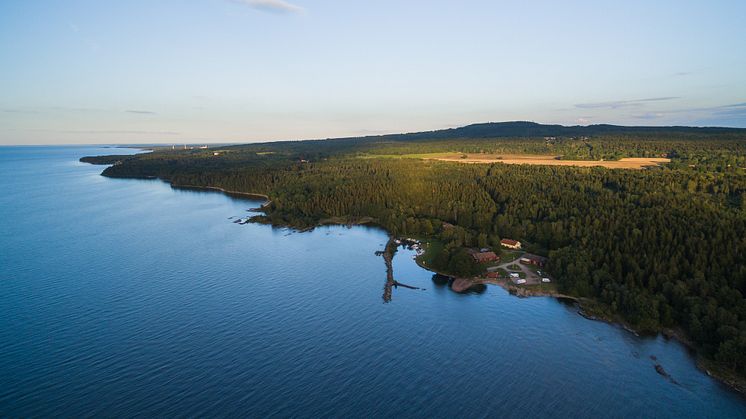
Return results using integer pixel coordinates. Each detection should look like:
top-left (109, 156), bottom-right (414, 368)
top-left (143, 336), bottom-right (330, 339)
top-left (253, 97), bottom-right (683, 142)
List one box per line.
top-left (1, 0), bottom-right (745, 145)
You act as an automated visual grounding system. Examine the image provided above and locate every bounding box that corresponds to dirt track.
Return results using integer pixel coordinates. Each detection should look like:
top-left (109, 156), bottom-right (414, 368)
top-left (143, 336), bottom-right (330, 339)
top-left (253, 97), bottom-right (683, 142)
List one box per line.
top-left (425, 154), bottom-right (670, 169)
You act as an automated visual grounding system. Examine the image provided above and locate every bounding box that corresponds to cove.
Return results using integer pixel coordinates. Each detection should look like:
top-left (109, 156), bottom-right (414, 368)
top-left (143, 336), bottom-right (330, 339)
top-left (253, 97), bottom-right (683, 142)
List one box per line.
top-left (1, 146), bottom-right (745, 417)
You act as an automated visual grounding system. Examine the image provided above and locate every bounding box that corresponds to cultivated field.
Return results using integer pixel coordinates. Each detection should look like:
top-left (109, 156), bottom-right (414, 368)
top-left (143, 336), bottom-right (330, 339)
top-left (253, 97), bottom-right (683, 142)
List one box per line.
top-left (421, 153), bottom-right (670, 169)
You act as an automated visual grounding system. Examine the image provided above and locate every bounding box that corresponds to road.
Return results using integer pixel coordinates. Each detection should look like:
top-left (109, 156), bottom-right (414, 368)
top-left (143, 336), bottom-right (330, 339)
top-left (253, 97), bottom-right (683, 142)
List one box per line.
top-left (493, 254), bottom-right (542, 285)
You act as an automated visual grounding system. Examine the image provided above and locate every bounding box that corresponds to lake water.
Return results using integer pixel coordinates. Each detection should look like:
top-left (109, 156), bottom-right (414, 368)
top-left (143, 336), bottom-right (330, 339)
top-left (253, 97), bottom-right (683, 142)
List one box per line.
top-left (1, 146), bottom-right (745, 418)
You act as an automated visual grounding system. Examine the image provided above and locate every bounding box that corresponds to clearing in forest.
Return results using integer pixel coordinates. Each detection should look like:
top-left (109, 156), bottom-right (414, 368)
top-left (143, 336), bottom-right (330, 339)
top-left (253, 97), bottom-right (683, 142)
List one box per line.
top-left (418, 153), bottom-right (670, 169)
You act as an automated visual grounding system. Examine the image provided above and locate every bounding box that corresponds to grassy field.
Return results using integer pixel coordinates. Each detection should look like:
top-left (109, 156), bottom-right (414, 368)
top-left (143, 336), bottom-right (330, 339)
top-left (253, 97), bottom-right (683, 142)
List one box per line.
top-left (525, 281), bottom-right (559, 294)
top-left (427, 153), bottom-right (670, 169)
top-left (361, 152), bottom-right (670, 169)
top-left (414, 238), bottom-right (444, 270)
top-left (499, 249), bottom-right (523, 261)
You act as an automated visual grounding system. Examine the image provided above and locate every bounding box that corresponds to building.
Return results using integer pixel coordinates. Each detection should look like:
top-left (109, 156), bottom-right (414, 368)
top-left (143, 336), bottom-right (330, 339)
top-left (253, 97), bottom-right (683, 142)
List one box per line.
top-left (500, 238), bottom-right (522, 249)
top-left (520, 253), bottom-right (548, 267)
top-left (472, 251), bottom-right (499, 264)
top-left (486, 272), bottom-right (499, 279)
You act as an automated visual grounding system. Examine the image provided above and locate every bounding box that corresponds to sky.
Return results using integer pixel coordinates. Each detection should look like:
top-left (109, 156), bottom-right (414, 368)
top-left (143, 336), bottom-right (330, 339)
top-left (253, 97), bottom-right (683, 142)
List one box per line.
top-left (1, 0), bottom-right (746, 145)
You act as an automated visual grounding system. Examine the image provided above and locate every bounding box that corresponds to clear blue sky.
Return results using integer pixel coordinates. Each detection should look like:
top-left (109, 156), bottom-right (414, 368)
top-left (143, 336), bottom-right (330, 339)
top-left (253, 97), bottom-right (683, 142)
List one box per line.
top-left (1, 0), bottom-right (745, 144)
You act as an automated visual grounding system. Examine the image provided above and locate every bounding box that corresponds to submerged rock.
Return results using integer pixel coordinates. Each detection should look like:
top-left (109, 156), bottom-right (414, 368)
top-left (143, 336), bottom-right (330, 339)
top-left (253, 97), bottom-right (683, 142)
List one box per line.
top-left (655, 364), bottom-right (679, 385)
top-left (451, 278), bottom-right (474, 293)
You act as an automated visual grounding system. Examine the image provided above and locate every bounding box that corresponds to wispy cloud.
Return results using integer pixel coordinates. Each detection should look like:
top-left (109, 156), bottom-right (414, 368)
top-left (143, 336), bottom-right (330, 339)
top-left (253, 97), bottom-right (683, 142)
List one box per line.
top-left (125, 110), bottom-right (157, 115)
top-left (626, 102), bottom-right (746, 123)
top-left (2, 108), bottom-right (40, 114)
top-left (27, 129), bottom-right (181, 135)
top-left (632, 112), bottom-right (666, 120)
top-left (233, 0), bottom-right (304, 14)
top-left (710, 103), bottom-right (746, 117)
top-left (575, 97), bottom-right (679, 110)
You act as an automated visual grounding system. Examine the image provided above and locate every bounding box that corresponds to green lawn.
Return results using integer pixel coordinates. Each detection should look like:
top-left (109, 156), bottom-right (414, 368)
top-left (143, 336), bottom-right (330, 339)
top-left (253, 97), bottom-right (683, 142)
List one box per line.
top-left (526, 282), bottom-right (558, 293)
top-left (499, 249), bottom-right (523, 261)
top-left (357, 152), bottom-right (454, 160)
top-left (414, 237), bottom-right (444, 268)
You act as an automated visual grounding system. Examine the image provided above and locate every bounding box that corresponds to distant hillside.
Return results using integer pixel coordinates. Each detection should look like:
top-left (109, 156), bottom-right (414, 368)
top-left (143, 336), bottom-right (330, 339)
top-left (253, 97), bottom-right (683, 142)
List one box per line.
top-left (366, 121), bottom-right (746, 142)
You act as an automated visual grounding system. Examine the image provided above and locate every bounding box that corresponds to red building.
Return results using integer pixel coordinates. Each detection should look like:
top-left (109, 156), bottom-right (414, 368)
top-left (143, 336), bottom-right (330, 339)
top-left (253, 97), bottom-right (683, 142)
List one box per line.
top-left (519, 254), bottom-right (548, 267)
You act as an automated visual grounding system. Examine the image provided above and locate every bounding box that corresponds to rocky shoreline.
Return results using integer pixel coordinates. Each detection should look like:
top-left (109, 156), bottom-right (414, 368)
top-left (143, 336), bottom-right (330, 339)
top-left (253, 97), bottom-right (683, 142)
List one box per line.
top-left (412, 254), bottom-right (746, 397)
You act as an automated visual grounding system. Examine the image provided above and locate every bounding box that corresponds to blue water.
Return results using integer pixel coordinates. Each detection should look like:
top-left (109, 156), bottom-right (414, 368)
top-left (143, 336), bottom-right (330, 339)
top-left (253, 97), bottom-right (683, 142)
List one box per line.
top-left (1, 146), bottom-right (744, 418)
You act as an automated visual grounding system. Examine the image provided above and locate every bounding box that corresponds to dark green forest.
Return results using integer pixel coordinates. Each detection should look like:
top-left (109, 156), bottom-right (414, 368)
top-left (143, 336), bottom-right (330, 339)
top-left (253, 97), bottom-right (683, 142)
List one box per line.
top-left (84, 122), bottom-right (746, 379)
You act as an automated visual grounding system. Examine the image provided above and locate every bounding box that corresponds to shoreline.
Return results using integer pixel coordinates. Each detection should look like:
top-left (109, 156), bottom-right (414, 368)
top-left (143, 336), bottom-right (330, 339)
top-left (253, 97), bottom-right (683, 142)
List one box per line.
top-left (413, 254), bottom-right (746, 396)
top-left (169, 184), bottom-right (271, 207)
top-left (82, 156), bottom-right (746, 397)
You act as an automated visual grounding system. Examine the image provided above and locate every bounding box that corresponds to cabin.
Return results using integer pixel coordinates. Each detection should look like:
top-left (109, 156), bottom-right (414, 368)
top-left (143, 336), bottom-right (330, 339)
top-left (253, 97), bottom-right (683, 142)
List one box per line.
top-left (520, 253), bottom-right (548, 267)
top-left (472, 251), bottom-right (499, 264)
top-left (500, 239), bottom-right (522, 249)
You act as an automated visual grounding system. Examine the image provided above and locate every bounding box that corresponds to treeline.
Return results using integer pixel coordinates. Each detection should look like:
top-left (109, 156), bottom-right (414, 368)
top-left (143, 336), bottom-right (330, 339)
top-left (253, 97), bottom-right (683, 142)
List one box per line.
top-left (90, 129), bottom-right (746, 377)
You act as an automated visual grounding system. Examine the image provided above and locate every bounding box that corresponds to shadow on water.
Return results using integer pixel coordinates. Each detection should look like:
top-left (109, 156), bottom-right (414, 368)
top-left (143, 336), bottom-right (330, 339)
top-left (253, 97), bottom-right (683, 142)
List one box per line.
top-left (459, 283), bottom-right (487, 294)
top-left (430, 274), bottom-right (487, 294)
top-left (431, 274), bottom-right (451, 287)
top-left (556, 296), bottom-right (579, 308)
top-left (380, 239), bottom-right (423, 303)
top-left (170, 184), bottom-right (268, 204)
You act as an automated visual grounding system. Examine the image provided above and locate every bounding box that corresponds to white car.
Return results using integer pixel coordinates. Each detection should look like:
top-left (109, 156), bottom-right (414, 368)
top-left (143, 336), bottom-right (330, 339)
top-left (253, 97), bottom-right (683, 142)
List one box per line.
top-left (542, 278), bottom-right (551, 283)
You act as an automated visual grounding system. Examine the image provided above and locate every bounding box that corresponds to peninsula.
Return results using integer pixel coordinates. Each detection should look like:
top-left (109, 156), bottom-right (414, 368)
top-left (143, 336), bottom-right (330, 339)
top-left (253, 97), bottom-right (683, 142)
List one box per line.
top-left (82, 121), bottom-right (746, 392)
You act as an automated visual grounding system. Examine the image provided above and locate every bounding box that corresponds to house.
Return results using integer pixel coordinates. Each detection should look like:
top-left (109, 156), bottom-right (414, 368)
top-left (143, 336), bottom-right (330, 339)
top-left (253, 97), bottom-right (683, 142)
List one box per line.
top-left (520, 253), bottom-right (548, 267)
top-left (500, 238), bottom-right (522, 249)
top-left (472, 251), bottom-right (499, 264)
top-left (486, 272), bottom-right (499, 279)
